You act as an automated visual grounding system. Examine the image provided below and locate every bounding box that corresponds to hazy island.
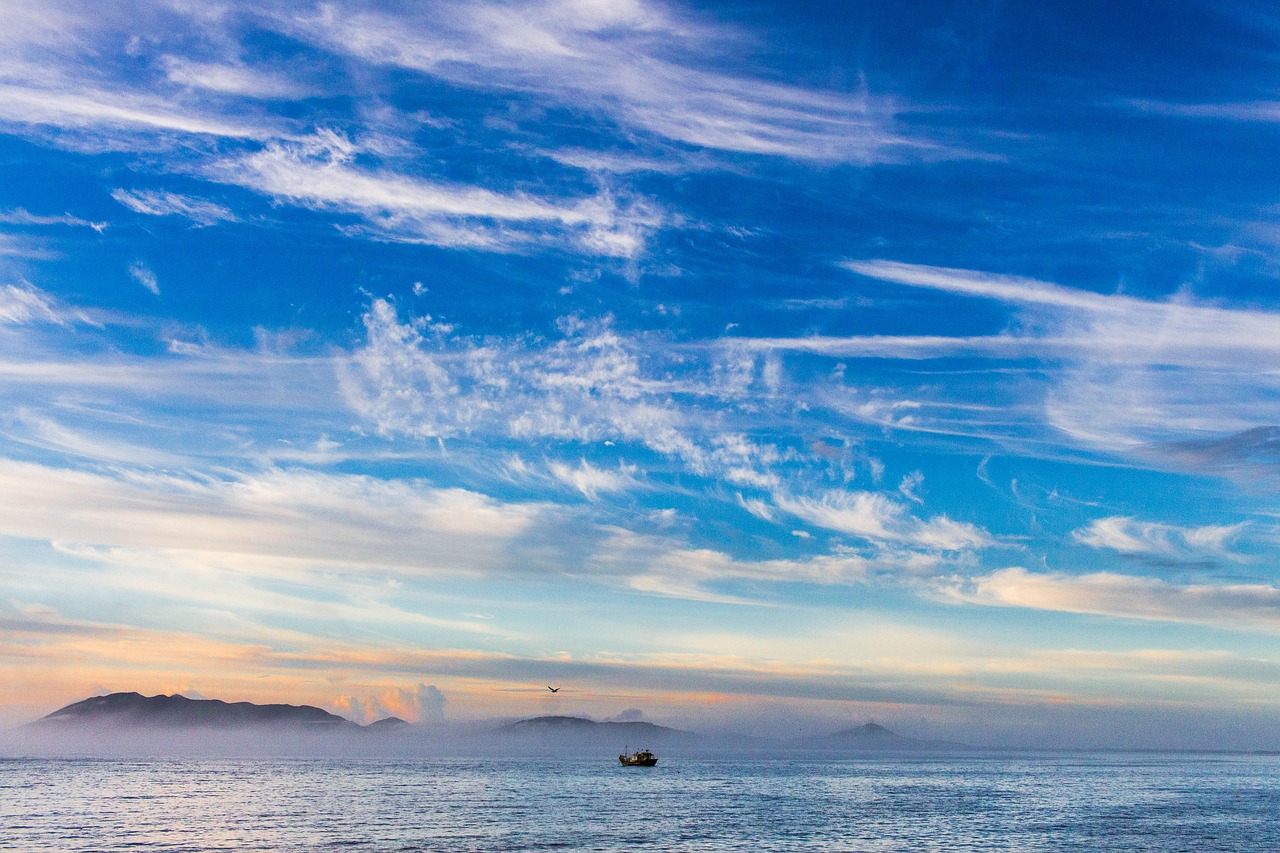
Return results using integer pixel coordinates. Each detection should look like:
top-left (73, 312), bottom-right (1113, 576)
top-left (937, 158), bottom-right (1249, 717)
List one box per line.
top-left (7, 691), bottom-right (968, 758)
top-left (34, 691), bottom-right (405, 731)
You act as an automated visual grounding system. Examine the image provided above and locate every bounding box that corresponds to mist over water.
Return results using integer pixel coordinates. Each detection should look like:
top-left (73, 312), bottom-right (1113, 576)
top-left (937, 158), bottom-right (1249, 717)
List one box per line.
top-left (3, 753), bottom-right (1278, 852)
top-left (7, 703), bottom-right (1279, 851)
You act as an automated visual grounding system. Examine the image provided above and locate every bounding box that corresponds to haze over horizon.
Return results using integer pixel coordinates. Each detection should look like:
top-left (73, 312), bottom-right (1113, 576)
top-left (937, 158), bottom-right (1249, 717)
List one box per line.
top-left (3, 0), bottom-right (1280, 752)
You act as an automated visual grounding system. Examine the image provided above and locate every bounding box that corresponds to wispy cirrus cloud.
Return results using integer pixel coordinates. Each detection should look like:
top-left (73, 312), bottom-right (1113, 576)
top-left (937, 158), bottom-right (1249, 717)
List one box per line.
top-left (0, 281), bottom-right (95, 327)
top-left (1073, 516), bottom-right (1247, 562)
top-left (0, 82), bottom-right (286, 144)
top-left (270, 0), bottom-right (933, 163)
top-left (586, 528), bottom-right (875, 602)
top-left (838, 260), bottom-right (1280, 368)
top-left (128, 261), bottom-right (160, 295)
top-left (548, 459), bottom-right (640, 500)
top-left (0, 208), bottom-right (106, 231)
top-left (340, 298), bottom-right (785, 485)
top-left (161, 56), bottom-right (310, 100)
top-left (0, 283), bottom-right (65, 325)
top-left (44, 541), bottom-right (505, 644)
top-left (0, 1), bottom-right (301, 147)
top-left (1127, 98), bottom-right (1280, 122)
top-left (939, 567), bottom-right (1280, 634)
top-left (733, 260), bottom-right (1280, 466)
top-left (112, 189), bottom-right (237, 227)
top-left (208, 132), bottom-right (660, 256)
top-left (0, 458), bottom-right (546, 575)
top-left (0, 453), bottom-right (934, 609)
top-left (340, 297), bottom-right (998, 559)
top-left (774, 489), bottom-right (993, 552)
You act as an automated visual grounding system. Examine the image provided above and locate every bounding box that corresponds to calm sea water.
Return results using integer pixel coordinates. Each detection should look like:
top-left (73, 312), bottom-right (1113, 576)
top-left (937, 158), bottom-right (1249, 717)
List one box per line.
top-left (2, 753), bottom-right (1277, 851)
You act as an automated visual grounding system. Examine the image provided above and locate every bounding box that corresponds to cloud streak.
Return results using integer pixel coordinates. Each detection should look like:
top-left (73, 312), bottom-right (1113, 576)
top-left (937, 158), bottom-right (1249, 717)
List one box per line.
top-left (548, 459), bottom-right (640, 500)
top-left (839, 260), bottom-right (1280, 368)
top-left (731, 260), bottom-right (1280, 464)
top-left (341, 299), bottom-right (777, 483)
top-left (941, 567), bottom-right (1280, 633)
top-left (0, 284), bottom-right (67, 325)
top-left (774, 489), bottom-right (993, 552)
top-left (0, 208), bottom-right (106, 231)
top-left (272, 0), bottom-right (933, 163)
top-left (0, 458), bottom-right (546, 575)
top-left (161, 56), bottom-right (310, 100)
top-left (209, 132), bottom-right (659, 256)
top-left (1073, 516), bottom-right (1247, 562)
top-left (112, 189), bottom-right (237, 227)
top-left (0, 82), bottom-right (285, 143)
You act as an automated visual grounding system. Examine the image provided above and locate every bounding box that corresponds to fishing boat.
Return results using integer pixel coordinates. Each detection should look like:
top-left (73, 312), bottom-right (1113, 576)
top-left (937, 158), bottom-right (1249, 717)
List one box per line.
top-left (619, 748), bottom-right (658, 767)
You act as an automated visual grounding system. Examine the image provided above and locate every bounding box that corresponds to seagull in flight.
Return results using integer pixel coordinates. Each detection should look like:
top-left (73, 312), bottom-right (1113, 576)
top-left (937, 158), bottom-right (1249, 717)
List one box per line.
top-left (547, 686), bottom-right (561, 693)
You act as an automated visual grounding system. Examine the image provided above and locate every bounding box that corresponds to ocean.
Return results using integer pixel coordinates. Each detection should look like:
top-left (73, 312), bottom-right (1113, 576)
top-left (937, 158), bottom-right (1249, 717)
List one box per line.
top-left (2, 753), bottom-right (1277, 851)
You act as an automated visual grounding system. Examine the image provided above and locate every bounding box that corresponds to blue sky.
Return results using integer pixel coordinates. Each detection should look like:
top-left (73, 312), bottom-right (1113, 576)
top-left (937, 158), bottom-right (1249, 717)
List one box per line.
top-left (2, 0), bottom-right (1280, 748)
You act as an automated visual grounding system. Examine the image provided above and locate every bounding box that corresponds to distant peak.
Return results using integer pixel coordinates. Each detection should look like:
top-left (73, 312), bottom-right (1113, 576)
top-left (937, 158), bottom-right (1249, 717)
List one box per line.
top-left (505, 715), bottom-right (596, 728)
top-left (36, 691), bottom-right (358, 730)
top-left (365, 716), bottom-right (410, 730)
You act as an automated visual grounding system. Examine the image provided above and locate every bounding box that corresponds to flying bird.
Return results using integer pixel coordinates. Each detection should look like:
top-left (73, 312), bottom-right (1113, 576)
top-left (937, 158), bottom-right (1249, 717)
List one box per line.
top-left (547, 686), bottom-right (560, 693)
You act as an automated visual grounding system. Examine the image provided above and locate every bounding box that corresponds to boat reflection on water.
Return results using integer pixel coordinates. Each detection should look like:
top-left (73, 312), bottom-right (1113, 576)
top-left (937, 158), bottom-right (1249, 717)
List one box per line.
top-left (619, 748), bottom-right (658, 767)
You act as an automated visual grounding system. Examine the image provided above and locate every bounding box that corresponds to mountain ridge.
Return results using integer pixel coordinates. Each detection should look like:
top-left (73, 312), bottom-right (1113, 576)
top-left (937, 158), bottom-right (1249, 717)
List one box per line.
top-left (32, 691), bottom-right (402, 731)
top-left (500, 715), bottom-right (684, 735)
top-left (25, 694), bottom-right (967, 752)
top-left (794, 721), bottom-right (971, 751)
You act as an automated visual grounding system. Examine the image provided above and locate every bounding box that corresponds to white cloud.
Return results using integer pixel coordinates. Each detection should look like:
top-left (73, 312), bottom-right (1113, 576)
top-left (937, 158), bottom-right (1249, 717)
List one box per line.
top-left (0, 1), bottom-right (298, 149)
top-left (0, 81), bottom-right (282, 142)
top-left (911, 515), bottom-right (993, 551)
top-left (590, 528), bottom-right (873, 601)
top-left (774, 489), bottom-right (993, 552)
top-left (738, 494), bottom-right (775, 522)
top-left (112, 189), bottom-right (237, 226)
top-left (940, 567), bottom-right (1280, 633)
top-left (776, 490), bottom-right (902, 540)
top-left (209, 132), bottom-right (660, 256)
top-left (1073, 516), bottom-right (1247, 561)
top-left (272, 0), bottom-right (933, 163)
top-left (47, 541), bottom-right (506, 642)
top-left (732, 331), bottom-right (1044, 360)
top-left (0, 454), bottom-right (942, 610)
top-left (0, 208), bottom-right (106, 231)
top-left (845, 260), bottom-right (1115, 312)
top-left (0, 233), bottom-right (53, 259)
top-left (0, 342), bottom-right (339, 421)
top-left (128, 261), bottom-right (160, 295)
top-left (840, 260), bottom-right (1280, 372)
top-left (341, 299), bottom-right (789, 488)
top-left (734, 260), bottom-right (1280, 464)
top-left (898, 470), bottom-right (924, 504)
top-left (162, 56), bottom-right (308, 100)
top-left (0, 458), bottom-right (546, 575)
top-left (1128, 98), bottom-right (1280, 123)
top-left (334, 682), bottom-right (447, 724)
top-left (6, 409), bottom-right (192, 468)
top-left (540, 146), bottom-right (703, 174)
top-left (0, 283), bottom-right (64, 324)
top-left (548, 459), bottom-right (639, 499)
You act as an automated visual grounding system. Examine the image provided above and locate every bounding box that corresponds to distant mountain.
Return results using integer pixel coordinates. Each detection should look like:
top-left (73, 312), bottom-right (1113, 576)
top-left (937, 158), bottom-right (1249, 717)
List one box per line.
top-left (796, 722), bottom-right (968, 752)
top-left (497, 715), bottom-right (687, 744)
top-left (33, 692), bottom-right (374, 731)
top-left (364, 716), bottom-right (410, 732)
top-left (25, 695), bottom-right (966, 754)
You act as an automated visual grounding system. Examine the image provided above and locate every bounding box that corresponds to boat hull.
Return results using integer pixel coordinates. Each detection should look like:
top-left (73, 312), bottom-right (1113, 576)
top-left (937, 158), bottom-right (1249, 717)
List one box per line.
top-left (619, 750), bottom-right (658, 766)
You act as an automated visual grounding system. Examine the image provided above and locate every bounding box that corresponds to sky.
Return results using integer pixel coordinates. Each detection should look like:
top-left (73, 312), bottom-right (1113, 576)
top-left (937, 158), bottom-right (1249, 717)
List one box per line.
top-left (2, 0), bottom-right (1280, 749)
